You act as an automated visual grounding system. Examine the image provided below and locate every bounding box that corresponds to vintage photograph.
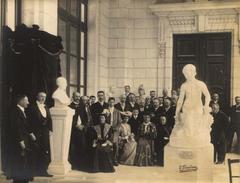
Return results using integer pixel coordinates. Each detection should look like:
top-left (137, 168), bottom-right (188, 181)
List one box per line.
top-left (0, 0), bottom-right (240, 183)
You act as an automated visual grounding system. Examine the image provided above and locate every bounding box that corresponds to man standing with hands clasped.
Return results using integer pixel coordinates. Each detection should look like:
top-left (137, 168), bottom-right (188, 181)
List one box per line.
top-left (8, 95), bottom-right (37, 183)
top-left (27, 92), bottom-right (53, 177)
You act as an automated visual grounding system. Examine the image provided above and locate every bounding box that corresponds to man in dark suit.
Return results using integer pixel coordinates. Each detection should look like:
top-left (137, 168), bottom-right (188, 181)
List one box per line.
top-left (150, 90), bottom-right (156, 106)
top-left (69, 95), bottom-right (93, 171)
top-left (68, 91), bottom-right (82, 170)
top-left (8, 95), bottom-right (37, 183)
top-left (155, 116), bottom-right (171, 166)
top-left (209, 93), bottom-right (224, 112)
top-left (89, 95), bottom-right (96, 107)
top-left (128, 109), bottom-right (141, 136)
top-left (210, 103), bottom-right (229, 164)
top-left (27, 92), bottom-right (52, 177)
top-left (115, 94), bottom-right (129, 112)
top-left (149, 98), bottom-right (163, 125)
top-left (69, 91), bottom-right (81, 110)
top-left (162, 88), bottom-right (171, 101)
top-left (90, 91), bottom-right (109, 125)
top-left (79, 96), bottom-right (93, 127)
top-left (124, 85), bottom-right (131, 102)
top-left (160, 98), bottom-right (176, 130)
top-left (105, 97), bottom-right (122, 166)
top-left (126, 93), bottom-right (140, 112)
top-left (228, 96), bottom-right (240, 153)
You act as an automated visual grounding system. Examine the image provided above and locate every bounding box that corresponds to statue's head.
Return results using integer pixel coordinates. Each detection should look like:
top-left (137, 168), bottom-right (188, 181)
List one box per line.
top-left (182, 64), bottom-right (196, 80)
top-left (56, 77), bottom-right (67, 90)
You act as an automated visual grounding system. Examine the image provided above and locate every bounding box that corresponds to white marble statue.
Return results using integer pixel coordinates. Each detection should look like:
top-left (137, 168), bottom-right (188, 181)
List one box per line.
top-left (170, 64), bottom-right (213, 147)
top-left (52, 77), bottom-right (70, 107)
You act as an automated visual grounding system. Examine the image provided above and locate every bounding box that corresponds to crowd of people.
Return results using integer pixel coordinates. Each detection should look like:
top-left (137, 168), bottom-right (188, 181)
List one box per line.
top-left (5, 84), bottom-right (240, 183)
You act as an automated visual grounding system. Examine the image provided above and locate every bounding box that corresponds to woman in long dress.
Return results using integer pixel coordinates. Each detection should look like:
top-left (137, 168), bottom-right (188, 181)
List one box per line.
top-left (134, 112), bottom-right (157, 166)
top-left (90, 114), bottom-right (115, 173)
top-left (118, 115), bottom-right (137, 165)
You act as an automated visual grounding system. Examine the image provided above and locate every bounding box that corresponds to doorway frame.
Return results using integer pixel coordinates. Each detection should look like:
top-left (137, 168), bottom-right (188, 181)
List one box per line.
top-left (150, 1), bottom-right (240, 104)
top-left (172, 32), bottom-right (232, 106)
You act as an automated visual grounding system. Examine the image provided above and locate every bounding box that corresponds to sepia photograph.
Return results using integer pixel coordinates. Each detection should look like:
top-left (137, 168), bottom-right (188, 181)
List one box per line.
top-left (0, 0), bottom-right (240, 182)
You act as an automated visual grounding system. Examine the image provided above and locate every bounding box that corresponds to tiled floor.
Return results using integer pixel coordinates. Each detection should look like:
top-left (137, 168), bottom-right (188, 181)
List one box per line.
top-left (1, 153), bottom-right (239, 183)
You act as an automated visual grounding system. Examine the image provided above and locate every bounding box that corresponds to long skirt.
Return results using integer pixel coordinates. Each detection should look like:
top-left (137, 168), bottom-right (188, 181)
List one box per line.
top-left (134, 137), bottom-right (155, 166)
top-left (119, 140), bottom-right (137, 165)
top-left (92, 144), bottom-right (115, 173)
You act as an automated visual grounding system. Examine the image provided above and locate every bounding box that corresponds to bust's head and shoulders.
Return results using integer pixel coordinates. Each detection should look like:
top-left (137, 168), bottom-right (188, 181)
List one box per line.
top-left (52, 77), bottom-right (70, 107)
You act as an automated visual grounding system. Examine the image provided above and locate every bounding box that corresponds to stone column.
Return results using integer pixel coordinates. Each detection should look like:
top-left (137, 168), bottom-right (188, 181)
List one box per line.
top-left (48, 106), bottom-right (74, 175)
top-left (157, 17), bottom-right (168, 95)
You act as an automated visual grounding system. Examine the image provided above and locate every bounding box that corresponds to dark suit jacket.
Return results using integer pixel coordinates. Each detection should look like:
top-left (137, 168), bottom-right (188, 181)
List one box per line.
top-left (27, 103), bottom-right (52, 139)
top-left (211, 111), bottom-right (229, 144)
top-left (78, 103), bottom-right (93, 126)
top-left (128, 115), bottom-right (141, 136)
top-left (156, 124), bottom-right (171, 147)
top-left (126, 102), bottom-right (140, 112)
top-left (160, 106), bottom-right (176, 129)
top-left (114, 102), bottom-right (131, 112)
top-left (229, 105), bottom-right (240, 129)
top-left (90, 101), bottom-right (109, 125)
top-left (8, 106), bottom-right (35, 180)
top-left (69, 102), bottom-right (81, 128)
top-left (149, 106), bottom-right (164, 125)
top-left (11, 106), bottom-right (34, 148)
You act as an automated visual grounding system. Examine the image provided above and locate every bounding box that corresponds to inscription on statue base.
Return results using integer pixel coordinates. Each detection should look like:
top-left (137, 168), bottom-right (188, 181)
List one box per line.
top-left (165, 144), bottom-right (213, 183)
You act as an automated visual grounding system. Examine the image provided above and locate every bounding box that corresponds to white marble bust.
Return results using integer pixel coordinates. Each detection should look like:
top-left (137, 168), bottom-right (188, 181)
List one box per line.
top-left (52, 77), bottom-right (70, 107)
top-left (170, 64), bottom-right (213, 147)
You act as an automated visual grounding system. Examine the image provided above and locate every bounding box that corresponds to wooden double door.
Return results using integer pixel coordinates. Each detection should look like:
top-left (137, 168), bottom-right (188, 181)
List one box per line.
top-left (173, 33), bottom-right (231, 107)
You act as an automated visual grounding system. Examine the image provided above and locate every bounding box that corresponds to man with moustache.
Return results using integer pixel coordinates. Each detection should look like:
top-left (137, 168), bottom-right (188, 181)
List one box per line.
top-left (90, 91), bottom-right (109, 125)
top-left (126, 93), bottom-right (140, 112)
top-left (149, 98), bottom-right (163, 125)
top-left (68, 91), bottom-right (82, 169)
top-left (160, 98), bottom-right (176, 130)
top-left (27, 92), bottom-right (52, 177)
top-left (115, 94), bottom-right (132, 117)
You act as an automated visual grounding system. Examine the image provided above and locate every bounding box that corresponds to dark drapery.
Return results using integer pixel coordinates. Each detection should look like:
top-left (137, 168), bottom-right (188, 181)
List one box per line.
top-left (2, 24), bottom-right (62, 107)
top-left (1, 24), bottom-right (63, 173)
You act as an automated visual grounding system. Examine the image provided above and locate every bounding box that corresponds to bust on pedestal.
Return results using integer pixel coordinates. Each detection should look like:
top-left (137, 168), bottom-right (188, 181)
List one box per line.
top-left (165, 64), bottom-right (213, 183)
top-left (48, 77), bottom-right (74, 175)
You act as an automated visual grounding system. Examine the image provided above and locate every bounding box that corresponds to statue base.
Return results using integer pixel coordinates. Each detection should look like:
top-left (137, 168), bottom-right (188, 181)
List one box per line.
top-left (47, 106), bottom-right (74, 176)
top-left (165, 144), bottom-right (213, 183)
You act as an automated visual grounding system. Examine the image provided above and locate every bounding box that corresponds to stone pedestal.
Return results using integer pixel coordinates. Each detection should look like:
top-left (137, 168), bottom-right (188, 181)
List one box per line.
top-left (48, 106), bottom-right (74, 175)
top-left (165, 144), bottom-right (213, 183)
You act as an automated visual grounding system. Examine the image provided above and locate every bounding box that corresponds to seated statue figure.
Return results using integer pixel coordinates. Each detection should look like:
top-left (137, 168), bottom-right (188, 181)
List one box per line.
top-left (52, 77), bottom-right (70, 107)
top-left (170, 64), bottom-right (213, 148)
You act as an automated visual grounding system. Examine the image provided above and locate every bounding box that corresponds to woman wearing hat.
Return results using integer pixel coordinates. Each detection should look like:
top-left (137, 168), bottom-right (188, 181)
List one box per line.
top-left (118, 115), bottom-right (137, 165)
top-left (134, 112), bottom-right (157, 166)
top-left (90, 113), bottom-right (115, 173)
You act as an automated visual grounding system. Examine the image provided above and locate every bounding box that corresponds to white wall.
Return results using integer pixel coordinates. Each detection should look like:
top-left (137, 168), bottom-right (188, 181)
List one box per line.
top-left (87, 0), bottom-right (110, 96)
top-left (87, 0), bottom-right (159, 97)
top-left (4, 0), bottom-right (239, 100)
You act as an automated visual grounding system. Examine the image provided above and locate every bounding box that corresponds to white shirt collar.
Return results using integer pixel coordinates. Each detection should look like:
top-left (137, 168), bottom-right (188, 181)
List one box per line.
top-left (36, 101), bottom-right (45, 107)
top-left (17, 104), bottom-right (25, 112)
top-left (73, 101), bottom-right (79, 105)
